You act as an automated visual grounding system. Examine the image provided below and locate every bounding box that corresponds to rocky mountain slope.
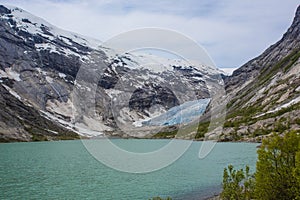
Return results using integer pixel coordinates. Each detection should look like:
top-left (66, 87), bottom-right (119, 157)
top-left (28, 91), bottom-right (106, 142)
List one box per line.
top-left (214, 5), bottom-right (300, 141)
top-left (0, 5), bottom-right (222, 141)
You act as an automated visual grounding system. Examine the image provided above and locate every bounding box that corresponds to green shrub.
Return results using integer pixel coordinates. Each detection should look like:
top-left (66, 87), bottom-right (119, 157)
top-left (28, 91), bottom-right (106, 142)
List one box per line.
top-left (31, 134), bottom-right (48, 141)
top-left (221, 165), bottom-right (255, 200)
top-left (195, 121), bottom-right (210, 138)
top-left (255, 131), bottom-right (300, 199)
top-left (152, 130), bottom-right (177, 139)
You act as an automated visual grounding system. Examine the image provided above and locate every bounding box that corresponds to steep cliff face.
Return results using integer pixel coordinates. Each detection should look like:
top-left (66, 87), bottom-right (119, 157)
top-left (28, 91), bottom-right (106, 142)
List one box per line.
top-left (216, 6), bottom-right (300, 141)
top-left (0, 84), bottom-right (79, 142)
top-left (0, 5), bottom-right (221, 141)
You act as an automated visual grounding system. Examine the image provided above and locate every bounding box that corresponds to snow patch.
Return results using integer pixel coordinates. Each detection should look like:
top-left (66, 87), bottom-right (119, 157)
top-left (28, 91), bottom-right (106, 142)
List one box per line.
top-left (4, 6), bottom-right (102, 49)
top-left (105, 89), bottom-right (123, 98)
top-left (45, 129), bottom-right (58, 135)
top-left (45, 76), bottom-right (53, 83)
top-left (279, 96), bottom-right (300, 109)
top-left (58, 73), bottom-right (67, 78)
top-left (254, 95), bottom-right (300, 118)
top-left (36, 67), bottom-right (47, 75)
top-left (35, 43), bottom-right (59, 53)
top-left (35, 43), bottom-right (90, 62)
top-left (109, 52), bottom-right (222, 75)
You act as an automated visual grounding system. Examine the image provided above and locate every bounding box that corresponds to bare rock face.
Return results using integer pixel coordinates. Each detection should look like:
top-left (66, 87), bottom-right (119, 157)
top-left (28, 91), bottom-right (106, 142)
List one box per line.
top-left (129, 84), bottom-right (180, 115)
top-left (0, 84), bottom-right (79, 142)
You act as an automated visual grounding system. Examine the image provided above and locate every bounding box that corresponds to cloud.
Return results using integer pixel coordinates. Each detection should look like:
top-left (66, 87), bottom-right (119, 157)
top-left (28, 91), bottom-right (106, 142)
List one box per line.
top-left (0, 0), bottom-right (299, 68)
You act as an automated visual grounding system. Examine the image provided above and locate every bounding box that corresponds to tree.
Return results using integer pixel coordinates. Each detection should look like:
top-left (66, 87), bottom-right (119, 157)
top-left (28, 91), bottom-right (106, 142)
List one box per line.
top-left (294, 142), bottom-right (300, 199)
top-left (221, 165), bottom-right (255, 200)
top-left (255, 131), bottom-right (300, 200)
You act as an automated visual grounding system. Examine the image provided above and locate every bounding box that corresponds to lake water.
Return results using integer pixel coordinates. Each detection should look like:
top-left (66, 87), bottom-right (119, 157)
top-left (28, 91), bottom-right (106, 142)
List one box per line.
top-left (0, 139), bottom-right (258, 199)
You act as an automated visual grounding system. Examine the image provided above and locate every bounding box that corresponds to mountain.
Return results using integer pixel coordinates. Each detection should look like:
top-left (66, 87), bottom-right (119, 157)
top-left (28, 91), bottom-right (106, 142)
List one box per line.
top-left (212, 5), bottom-right (300, 141)
top-left (0, 5), bottom-right (222, 141)
top-left (1, 4), bottom-right (299, 142)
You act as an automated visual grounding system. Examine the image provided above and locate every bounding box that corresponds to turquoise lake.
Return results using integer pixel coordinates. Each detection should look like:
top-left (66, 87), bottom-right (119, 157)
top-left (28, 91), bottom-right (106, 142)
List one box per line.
top-left (0, 139), bottom-right (258, 199)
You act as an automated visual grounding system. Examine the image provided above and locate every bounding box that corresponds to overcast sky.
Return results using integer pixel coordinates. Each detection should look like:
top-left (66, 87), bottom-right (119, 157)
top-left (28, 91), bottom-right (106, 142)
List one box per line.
top-left (0, 0), bottom-right (299, 70)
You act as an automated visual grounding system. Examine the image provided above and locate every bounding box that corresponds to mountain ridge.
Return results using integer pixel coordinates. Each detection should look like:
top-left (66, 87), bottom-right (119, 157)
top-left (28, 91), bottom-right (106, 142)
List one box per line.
top-left (0, 5), bottom-right (222, 141)
top-left (225, 5), bottom-right (300, 93)
top-left (213, 5), bottom-right (300, 141)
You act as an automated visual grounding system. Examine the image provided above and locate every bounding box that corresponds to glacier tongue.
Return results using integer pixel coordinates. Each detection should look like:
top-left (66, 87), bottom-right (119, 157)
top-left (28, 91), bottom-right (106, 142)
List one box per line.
top-left (135, 98), bottom-right (210, 127)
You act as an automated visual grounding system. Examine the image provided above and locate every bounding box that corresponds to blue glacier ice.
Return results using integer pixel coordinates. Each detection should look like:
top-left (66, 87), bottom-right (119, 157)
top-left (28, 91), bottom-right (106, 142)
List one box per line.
top-left (142, 98), bottom-right (210, 126)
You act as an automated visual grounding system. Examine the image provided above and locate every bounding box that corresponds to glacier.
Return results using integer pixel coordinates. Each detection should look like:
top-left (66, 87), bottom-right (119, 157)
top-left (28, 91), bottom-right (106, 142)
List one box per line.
top-left (140, 98), bottom-right (210, 126)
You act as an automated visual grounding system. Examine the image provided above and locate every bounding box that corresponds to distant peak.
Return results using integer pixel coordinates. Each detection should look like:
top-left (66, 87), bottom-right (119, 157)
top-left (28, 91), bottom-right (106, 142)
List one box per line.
top-left (286, 5), bottom-right (300, 36)
top-left (293, 5), bottom-right (300, 21)
top-left (0, 5), bottom-right (11, 15)
top-left (296, 5), bottom-right (300, 17)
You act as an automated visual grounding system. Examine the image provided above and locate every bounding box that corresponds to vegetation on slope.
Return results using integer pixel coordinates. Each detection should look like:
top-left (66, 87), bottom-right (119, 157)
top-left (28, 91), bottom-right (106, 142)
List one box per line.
top-left (221, 131), bottom-right (300, 200)
top-left (221, 47), bottom-right (300, 141)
